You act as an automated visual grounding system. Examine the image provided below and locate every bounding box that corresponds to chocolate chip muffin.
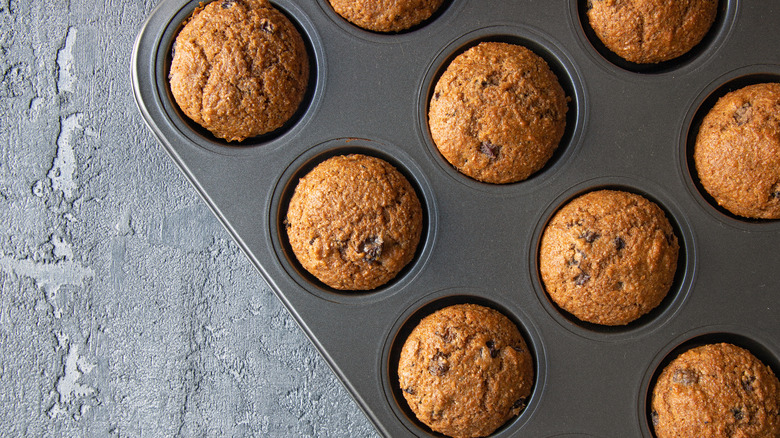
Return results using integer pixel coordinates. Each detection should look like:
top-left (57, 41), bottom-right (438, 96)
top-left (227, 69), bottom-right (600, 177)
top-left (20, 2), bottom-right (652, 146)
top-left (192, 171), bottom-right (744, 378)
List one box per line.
top-left (651, 343), bottom-right (780, 438)
top-left (398, 304), bottom-right (534, 438)
top-left (169, 0), bottom-right (309, 142)
top-left (285, 154), bottom-right (422, 291)
top-left (539, 190), bottom-right (679, 326)
top-left (428, 41), bottom-right (568, 184)
top-left (694, 82), bottom-right (780, 219)
top-left (587, 0), bottom-right (718, 64)
top-left (328, 0), bottom-right (444, 33)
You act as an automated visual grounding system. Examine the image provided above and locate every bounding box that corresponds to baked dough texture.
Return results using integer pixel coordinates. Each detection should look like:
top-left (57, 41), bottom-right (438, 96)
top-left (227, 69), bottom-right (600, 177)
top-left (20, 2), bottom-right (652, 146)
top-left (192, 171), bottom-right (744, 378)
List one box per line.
top-left (694, 82), bottom-right (780, 219)
top-left (429, 42), bottom-right (568, 184)
top-left (169, 0), bottom-right (309, 142)
top-left (539, 190), bottom-right (679, 326)
top-left (398, 304), bottom-right (534, 438)
top-left (587, 0), bottom-right (718, 64)
top-left (651, 343), bottom-right (780, 438)
top-left (285, 154), bottom-right (422, 291)
top-left (328, 0), bottom-right (444, 32)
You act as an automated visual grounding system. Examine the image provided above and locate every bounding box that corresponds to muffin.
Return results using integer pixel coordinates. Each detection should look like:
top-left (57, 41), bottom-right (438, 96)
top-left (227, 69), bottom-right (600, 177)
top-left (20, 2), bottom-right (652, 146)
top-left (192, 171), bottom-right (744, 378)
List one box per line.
top-left (428, 41), bottom-right (568, 184)
top-left (169, 0), bottom-right (309, 142)
top-left (587, 0), bottom-right (718, 64)
top-left (694, 82), bottom-right (780, 219)
top-left (539, 190), bottom-right (679, 326)
top-left (285, 154), bottom-right (423, 291)
top-left (398, 304), bottom-right (534, 438)
top-left (651, 343), bottom-right (780, 438)
top-left (328, 0), bottom-right (444, 33)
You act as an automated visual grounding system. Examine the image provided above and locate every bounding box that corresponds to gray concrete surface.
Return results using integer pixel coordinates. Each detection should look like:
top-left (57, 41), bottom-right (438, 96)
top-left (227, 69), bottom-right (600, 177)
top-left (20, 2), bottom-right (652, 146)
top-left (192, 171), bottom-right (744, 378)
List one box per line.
top-left (0, 1), bottom-right (377, 436)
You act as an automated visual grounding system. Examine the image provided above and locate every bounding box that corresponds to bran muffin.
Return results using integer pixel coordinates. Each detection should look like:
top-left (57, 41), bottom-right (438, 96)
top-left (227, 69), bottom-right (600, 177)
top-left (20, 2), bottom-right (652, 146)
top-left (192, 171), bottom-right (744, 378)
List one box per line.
top-left (328, 0), bottom-right (444, 33)
top-left (169, 0), bottom-right (309, 142)
top-left (285, 154), bottom-right (422, 291)
top-left (586, 0), bottom-right (718, 64)
top-left (428, 42), bottom-right (568, 184)
top-left (539, 190), bottom-right (679, 326)
top-left (651, 343), bottom-right (780, 438)
top-left (694, 82), bottom-right (780, 219)
top-left (398, 304), bottom-right (534, 438)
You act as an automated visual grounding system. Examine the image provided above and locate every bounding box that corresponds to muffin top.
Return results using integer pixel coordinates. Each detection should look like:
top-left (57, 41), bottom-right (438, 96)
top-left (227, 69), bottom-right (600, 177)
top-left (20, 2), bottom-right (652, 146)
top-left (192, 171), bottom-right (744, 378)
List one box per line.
top-left (429, 42), bottom-right (568, 184)
top-left (285, 154), bottom-right (422, 291)
top-left (652, 343), bottom-right (780, 438)
top-left (694, 82), bottom-right (780, 219)
top-left (587, 0), bottom-right (718, 64)
top-left (169, 0), bottom-right (309, 142)
top-left (539, 190), bottom-right (679, 325)
top-left (398, 304), bottom-right (534, 438)
top-left (328, 0), bottom-right (444, 33)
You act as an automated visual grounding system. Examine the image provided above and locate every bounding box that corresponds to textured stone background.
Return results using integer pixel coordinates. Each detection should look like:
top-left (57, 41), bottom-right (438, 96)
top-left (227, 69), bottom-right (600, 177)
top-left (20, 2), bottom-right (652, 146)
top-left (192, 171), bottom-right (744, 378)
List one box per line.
top-left (0, 0), bottom-right (377, 435)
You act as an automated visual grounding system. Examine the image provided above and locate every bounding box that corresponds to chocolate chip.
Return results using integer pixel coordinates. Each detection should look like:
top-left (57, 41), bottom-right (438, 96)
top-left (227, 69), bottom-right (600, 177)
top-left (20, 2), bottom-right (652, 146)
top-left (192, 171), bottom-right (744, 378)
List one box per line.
top-left (403, 387), bottom-right (415, 395)
top-left (433, 91), bottom-right (440, 101)
top-left (614, 236), bottom-right (625, 250)
top-left (734, 102), bottom-right (752, 126)
top-left (742, 375), bottom-right (756, 392)
top-left (512, 345), bottom-right (524, 353)
top-left (171, 41), bottom-right (177, 59)
top-left (771, 183), bottom-right (780, 200)
top-left (436, 328), bottom-right (455, 343)
top-left (512, 397), bottom-right (526, 410)
top-left (486, 340), bottom-right (499, 358)
top-left (429, 352), bottom-right (449, 376)
top-left (651, 410), bottom-right (659, 426)
top-left (672, 368), bottom-right (698, 386)
top-left (480, 142), bottom-right (501, 160)
top-left (574, 272), bottom-right (590, 286)
top-left (580, 230), bottom-right (600, 243)
top-left (359, 236), bottom-right (383, 262)
top-left (259, 18), bottom-right (275, 33)
top-left (480, 72), bottom-right (500, 88)
top-left (732, 408), bottom-right (744, 420)
top-left (616, 281), bottom-right (624, 290)
top-left (221, 0), bottom-right (235, 8)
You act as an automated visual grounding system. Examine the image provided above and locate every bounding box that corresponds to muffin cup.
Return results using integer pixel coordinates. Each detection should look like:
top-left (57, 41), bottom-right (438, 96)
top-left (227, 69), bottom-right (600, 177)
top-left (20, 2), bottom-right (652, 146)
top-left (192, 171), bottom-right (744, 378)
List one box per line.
top-left (133, 1), bottom-right (780, 436)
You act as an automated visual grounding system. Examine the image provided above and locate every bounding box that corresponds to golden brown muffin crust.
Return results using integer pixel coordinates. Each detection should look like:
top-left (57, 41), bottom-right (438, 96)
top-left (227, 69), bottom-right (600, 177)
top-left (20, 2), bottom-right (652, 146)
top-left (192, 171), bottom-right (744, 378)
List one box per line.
top-left (651, 343), bottom-right (780, 438)
top-left (587, 0), bottom-right (718, 64)
top-left (428, 42), bottom-right (568, 184)
top-left (694, 82), bottom-right (780, 219)
top-left (539, 190), bottom-right (679, 326)
top-left (285, 154), bottom-right (423, 291)
top-left (169, 0), bottom-right (309, 142)
top-left (398, 304), bottom-right (534, 438)
top-left (328, 0), bottom-right (444, 33)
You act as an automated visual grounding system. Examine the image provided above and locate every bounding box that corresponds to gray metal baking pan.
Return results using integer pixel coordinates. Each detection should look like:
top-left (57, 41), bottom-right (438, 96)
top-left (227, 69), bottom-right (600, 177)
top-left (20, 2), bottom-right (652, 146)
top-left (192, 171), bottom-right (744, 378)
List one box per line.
top-left (132, 0), bottom-right (780, 436)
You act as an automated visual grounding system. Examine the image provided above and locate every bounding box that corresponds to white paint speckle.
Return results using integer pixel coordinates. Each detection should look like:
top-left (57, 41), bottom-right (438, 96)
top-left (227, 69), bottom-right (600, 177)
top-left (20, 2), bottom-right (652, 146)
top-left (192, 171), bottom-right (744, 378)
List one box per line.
top-left (57, 27), bottom-right (78, 94)
top-left (51, 235), bottom-right (73, 261)
top-left (0, 255), bottom-right (94, 318)
top-left (56, 343), bottom-right (95, 404)
top-left (32, 179), bottom-right (46, 197)
top-left (47, 113), bottom-right (83, 200)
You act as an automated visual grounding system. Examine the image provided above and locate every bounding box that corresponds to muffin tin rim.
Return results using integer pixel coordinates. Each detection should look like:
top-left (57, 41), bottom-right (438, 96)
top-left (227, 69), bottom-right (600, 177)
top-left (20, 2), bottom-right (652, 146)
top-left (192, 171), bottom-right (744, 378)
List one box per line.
top-left (267, 137), bottom-right (439, 305)
top-left (379, 289), bottom-right (548, 438)
top-left (637, 325), bottom-right (780, 437)
top-left (314, 0), bottom-right (464, 41)
top-left (415, 23), bottom-right (590, 194)
top-left (528, 176), bottom-right (698, 341)
top-left (680, 64), bottom-right (780, 229)
top-left (151, 0), bottom-right (328, 155)
top-left (569, 0), bottom-right (741, 77)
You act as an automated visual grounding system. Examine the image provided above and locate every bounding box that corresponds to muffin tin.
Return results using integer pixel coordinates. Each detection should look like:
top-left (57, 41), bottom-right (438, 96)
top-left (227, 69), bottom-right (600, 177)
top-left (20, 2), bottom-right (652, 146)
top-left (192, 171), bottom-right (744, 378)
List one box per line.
top-left (131, 1), bottom-right (780, 436)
